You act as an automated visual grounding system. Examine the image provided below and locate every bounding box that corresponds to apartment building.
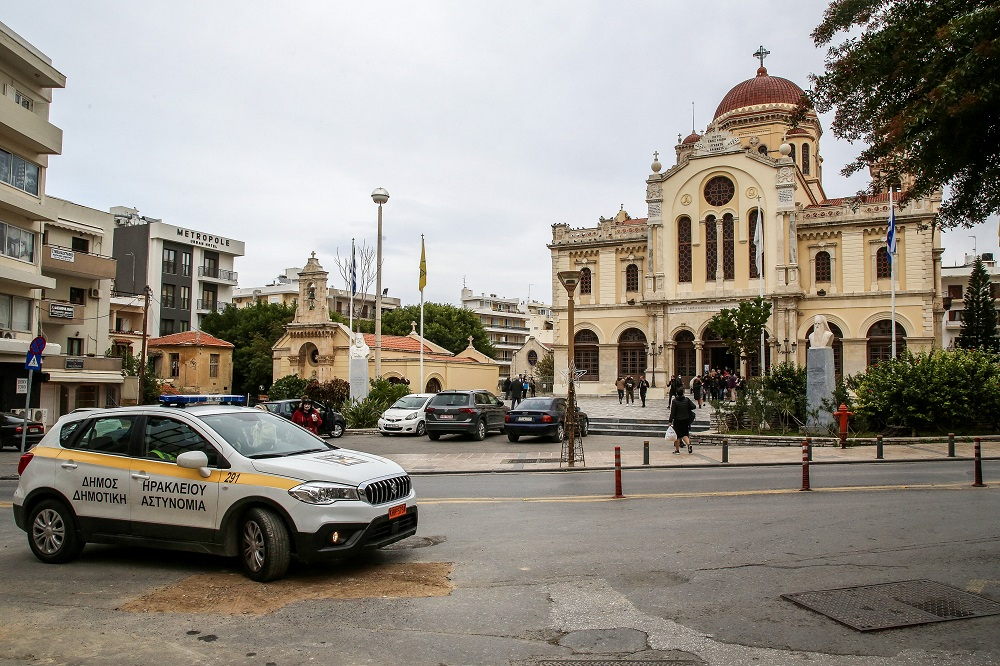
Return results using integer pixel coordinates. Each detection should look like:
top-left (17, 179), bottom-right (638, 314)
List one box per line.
top-left (0, 22), bottom-right (65, 413)
top-left (233, 265), bottom-right (400, 319)
top-left (941, 252), bottom-right (1000, 350)
top-left (112, 208), bottom-right (245, 336)
top-left (460, 287), bottom-right (555, 380)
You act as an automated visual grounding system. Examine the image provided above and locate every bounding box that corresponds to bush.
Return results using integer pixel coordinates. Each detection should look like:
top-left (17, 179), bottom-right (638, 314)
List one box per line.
top-left (762, 362), bottom-right (807, 426)
top-left (268, 375), bottom-right (309, 401)
top-left (305, 378), bottom-right (350, 410)
top-left (340, 377), bottom-right (410, 429)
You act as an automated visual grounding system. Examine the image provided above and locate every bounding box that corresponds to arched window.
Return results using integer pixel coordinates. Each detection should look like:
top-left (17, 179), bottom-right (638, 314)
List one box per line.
top-left (678, 217), bottom-right (692, 283)
top-left (674, 330), bottom-right (696, 379)
top-left (876, 247), bottom-right (891, 279)
top-left (625, 264), bottom-right (639, 292)
top-left (705, 215), bottom-right (718, 281)
top-left (579, 267), bottom-right (592, 295)
top-left (617, 328), bottom-right (647, 377)
top-left (806, 321), bottom-right (843, 380)
top-left (867, 320), bottom-right (906, 366)
top-left (748, 209), bottom-right (761, 279)
top-left (789, 143), bottom-right (796, 163)
top-left (722, 213), bottom-right (735, 280)
top-left (574, 329), bottom-right (599, 381)
top-left (704, 176), bottom-right (735, 206)
top-left (527, 350), bottom-right (538, 366)
top-left (815, 251), bottom-right (831, 282)
top-left (802, 143), bottom-right (811, 175)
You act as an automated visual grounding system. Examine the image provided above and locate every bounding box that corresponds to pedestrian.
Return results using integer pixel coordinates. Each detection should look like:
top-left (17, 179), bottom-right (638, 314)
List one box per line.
top-left (667, 388), bottom-right (697, 454)
top-left (615, 377), bottom-right (625, 404)
top-left (522, 375), bottom-right (530, 399)
top-left (292, 396), bottom-right (322, 435)
top-left (692, 375), bottom-right (704, 408)
top-left (726, 372), bottom-right (737, 401)
top-left (624, 375), bottom-right (635, 404)
top-left (529, 379), bottom-right (536, 397)
top-left (637, 376), bottom-right (649, 407)
top-left (510, 374), bottom-right (524, 408)
top-left (502, 376), bottom-right (512, 401)
top-left (669, 374), bottom-right (683, 402)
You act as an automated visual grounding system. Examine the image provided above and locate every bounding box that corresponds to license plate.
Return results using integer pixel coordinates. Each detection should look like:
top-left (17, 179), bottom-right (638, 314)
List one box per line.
top-left (518, 416), bottom-right (533, 422)
top-left (438, 414), bottom-right (454, 419)
top-left (388, 503), bottom-right (406, 520)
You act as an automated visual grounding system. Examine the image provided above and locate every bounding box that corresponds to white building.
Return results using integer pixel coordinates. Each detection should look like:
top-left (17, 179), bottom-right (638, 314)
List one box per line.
top-left (461, 288), bottom-right (554, 379)
top-left (941, 252), bottom-right (1000, 349)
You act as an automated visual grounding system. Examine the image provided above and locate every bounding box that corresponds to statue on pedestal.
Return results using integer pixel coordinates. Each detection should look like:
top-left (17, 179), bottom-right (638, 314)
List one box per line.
top-left (809, 315), bottom-right (834, 348)
top-left (348, 332), bottom-right (371, 400)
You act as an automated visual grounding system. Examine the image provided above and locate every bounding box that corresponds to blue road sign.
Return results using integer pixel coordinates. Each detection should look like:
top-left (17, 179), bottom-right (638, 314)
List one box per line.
top-left (29, 336), bottom-right (46, 355)
top-left (25, 352), bottom-right (42, 370)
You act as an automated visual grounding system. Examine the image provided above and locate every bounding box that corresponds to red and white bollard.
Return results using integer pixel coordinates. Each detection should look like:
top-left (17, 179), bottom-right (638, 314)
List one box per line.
top-left (973, 437), bottom-right (985, 487)
top-left (800, 441), bottom-right (811, 491)
top-left (614, 446), bottom-right (624, 498)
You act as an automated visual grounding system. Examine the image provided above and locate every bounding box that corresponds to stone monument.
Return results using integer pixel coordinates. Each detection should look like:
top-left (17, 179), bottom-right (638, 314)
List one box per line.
top-left (348, 332), bottom-right (371, 400)
top-left (805, 315), bottom-right (836, 434)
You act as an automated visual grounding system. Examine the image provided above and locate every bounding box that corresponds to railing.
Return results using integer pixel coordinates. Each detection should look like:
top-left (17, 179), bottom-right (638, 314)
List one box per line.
top-left (196, 300), bottom-right (231, 313)
top-left (198, 266), bottom-right (238, 282)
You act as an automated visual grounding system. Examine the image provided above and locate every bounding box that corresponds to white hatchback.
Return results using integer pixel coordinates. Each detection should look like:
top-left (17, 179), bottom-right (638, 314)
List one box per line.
top-left (377, 393), bottom-right (435, 437)
top-left (12, 401), bottom-right (417, 582)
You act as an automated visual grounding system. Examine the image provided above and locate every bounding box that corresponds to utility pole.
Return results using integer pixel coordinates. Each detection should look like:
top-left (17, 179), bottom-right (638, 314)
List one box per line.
top-left (139, 285), bottom-right (150, 404)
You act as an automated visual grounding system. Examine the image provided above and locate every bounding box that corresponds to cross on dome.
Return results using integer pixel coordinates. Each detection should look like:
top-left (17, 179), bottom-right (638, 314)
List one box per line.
top-left (753, 45), bottom-right (770, 69)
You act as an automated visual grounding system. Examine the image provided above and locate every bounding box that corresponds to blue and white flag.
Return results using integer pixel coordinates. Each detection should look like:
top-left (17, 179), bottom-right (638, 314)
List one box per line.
top-left (351, 240), bottom-right (357, 296)
top-left (886, 193), bottom-right (897, 263)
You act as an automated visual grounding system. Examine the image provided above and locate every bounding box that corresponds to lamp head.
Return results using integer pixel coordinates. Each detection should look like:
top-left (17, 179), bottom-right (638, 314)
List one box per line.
top-left (557, 270), bottom-right (582, 294)
top-left (371, 187), bottom-right (390, 205)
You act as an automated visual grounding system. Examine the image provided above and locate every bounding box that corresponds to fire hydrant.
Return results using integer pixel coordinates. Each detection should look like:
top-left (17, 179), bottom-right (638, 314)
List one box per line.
top-left (835, 403), bottom-right (853, 449)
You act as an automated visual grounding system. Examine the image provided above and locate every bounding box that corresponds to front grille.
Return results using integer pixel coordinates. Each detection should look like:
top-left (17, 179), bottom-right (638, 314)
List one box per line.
top-left (363, 475), bottom-right (411, 505)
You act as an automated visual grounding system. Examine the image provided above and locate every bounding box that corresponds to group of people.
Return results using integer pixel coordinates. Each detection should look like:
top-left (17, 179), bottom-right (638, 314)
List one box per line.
top-left (502, 374), bottom-right (536, 408)
top-left (614, 375), bottom-right (650, 407)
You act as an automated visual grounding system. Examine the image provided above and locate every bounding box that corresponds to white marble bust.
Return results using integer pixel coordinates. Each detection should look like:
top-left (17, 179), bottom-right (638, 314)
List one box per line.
top-left (809, 315), bottom-right (835, 348)
top-left (349, 332), bottom-right (371, 359)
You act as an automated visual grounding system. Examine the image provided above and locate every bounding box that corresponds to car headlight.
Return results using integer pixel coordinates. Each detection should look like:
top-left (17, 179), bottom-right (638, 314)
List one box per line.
top-left (406, 411), bottom-right (418, 420)
top-left (288, 481), bottom-right (360, 504)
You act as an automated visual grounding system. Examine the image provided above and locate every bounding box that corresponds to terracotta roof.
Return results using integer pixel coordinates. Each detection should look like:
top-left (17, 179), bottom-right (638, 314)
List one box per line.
top-left (682, 132), bottom-right (702, 145)
top-left (619, 217), bottom-right (648, 226)
top-left (362, 333), bottom-right (433, 354)
top-left (786, 127), bottom-right (811, 137)
top-left (807, 191), bottom-right (903, 208)
top-left (714, 66), bottom-right (806, 120)
top-left (148, 331), bottom-right (235, 348)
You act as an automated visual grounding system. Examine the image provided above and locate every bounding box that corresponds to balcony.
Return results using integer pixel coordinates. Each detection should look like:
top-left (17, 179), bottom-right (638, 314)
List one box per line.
top-left (0, 94), bottom-right (62, 155)
top-left (198, 266), bottom-right (238, 283)
top-left (196, 299), bottom-right (230, 314)
top-left (41, 244), bottom-right (116, 280)
top-left (39, 299), bottom-right (82, 326)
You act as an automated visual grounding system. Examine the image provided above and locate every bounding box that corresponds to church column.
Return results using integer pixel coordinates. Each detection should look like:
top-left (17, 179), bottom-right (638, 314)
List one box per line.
top-left (664, 341), bottom-right (676, 379)
top-left (694, 341), bottom-right (704, 377)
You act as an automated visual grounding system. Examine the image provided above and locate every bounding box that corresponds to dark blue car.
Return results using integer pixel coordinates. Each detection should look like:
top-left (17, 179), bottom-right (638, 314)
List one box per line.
top-left (504, 397), bottom-right (589, 442)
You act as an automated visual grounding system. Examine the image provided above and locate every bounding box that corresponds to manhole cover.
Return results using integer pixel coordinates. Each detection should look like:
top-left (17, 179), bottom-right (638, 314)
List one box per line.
top-left (503, 458), bottom-right (563, 464)
top-left (783, 579), bottom-right (1000, 631)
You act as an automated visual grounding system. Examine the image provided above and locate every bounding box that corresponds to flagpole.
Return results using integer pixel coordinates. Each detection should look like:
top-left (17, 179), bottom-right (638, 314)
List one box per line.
top-left (419, 235), bottom-right (426, 391)
top-left (890, 189), bottom-right (897, 359)
top-left (349, 238), bottom-right (355, 334)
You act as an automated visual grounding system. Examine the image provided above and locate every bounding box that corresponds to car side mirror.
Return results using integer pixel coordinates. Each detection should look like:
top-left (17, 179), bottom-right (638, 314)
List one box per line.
top-left (176, 450), bottom-right (211, 478)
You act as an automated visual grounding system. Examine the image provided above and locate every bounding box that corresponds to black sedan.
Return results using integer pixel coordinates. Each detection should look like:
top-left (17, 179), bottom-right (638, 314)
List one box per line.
top-left (504, 397), bottom-right (589, 442)
top-left (0, 413), bottom-right (45, 450)
top-left (259, 399), bottom-right (346, 438)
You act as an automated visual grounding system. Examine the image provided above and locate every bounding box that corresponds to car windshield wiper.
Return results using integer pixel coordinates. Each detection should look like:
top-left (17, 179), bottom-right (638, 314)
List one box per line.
top-left (245, 452), bottom-right (289, 459)
top-left (287, 448), bottom-right (329, 456)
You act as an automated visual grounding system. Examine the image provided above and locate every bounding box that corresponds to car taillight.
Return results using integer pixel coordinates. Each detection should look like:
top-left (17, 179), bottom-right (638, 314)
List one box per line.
top-left (424, 407), bottom-right (436, 414)
top-left (458, 408), bottom-right (476, 414)
top-left (14, 426), bottom-right (22, 434)
top-left (504, 414), bottom-right (511, 422)
top-left (541, 414), bottom-right (554, 423)
top-left (17, 452), bottom-right (33, 475)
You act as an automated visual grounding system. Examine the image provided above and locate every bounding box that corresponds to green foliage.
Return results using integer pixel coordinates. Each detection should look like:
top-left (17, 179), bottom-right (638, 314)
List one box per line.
top-left (304, 378), bottom-right (350, 410)
top-left (957, 257), bottom-right (998, 350)
top-left (706, 297), bottom-right (772, 373)
top-left (845, 349), bottom-right (1000, 434)
top-left (340, 377), bottom-right (410, 428)
top-left (379, 303), bottom-right (496, 357)
top-left (267, 374), bottom-right (309, 401)
top-left (807, 1), bottom-right (1000, 227)
top-left (762, 362), bottom-right (808, 425)
top-left (533, 351), bottom-right (554, 392)
top-left (200, 302), bottom-right (295, 396)
top-left (107, 347), bottom-right (162, 405)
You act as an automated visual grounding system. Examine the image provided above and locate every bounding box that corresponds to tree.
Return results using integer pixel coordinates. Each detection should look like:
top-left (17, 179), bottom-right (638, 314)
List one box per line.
top-left (957, 256), bottom-right (999, 350)
top-left (378, 303), bottom-right (497, 357)
top-left (200, 302), bottom-right (295, 396)
top-left (332, 241), bottom-right (377, 330)
top-left (805, 1), bottom-right (1000, 228)
top-left (267, 374), bottom-right (309, 401)
top-left (706, 298), bottom-right (772, 374)
top-left (109, 348), bottom-right (162, 404)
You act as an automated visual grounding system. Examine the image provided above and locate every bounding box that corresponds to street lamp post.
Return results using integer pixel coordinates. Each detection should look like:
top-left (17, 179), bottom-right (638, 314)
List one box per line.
top-left (557, 270), bottom-right (582, 467)
top-left (371, 187), bottom-right (389, 379)
top-left (646, 343), bottom-right (663, 387)
top-left (778, 338), bottom-right (798, 364)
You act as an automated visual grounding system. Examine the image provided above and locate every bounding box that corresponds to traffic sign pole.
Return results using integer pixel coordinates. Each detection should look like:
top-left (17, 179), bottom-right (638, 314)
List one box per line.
top-left (21, 337), bottom-right (45, 454)
top-left (20, 369), bottom-right (33, 454)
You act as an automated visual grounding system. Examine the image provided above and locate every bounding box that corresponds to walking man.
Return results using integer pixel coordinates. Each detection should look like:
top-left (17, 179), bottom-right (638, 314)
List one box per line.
top-left (624, 375), bottom-right (635, 404)
top-left (637, 376), bottom-right (649, 407)
top-left (509, 374), bottom-right (523, 409)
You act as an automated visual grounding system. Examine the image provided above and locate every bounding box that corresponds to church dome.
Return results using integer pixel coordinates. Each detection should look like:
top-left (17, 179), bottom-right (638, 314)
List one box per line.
top-left (681, 132), bottom-right (702, 145)
top-left (714, 66), bottom-right (806, 121)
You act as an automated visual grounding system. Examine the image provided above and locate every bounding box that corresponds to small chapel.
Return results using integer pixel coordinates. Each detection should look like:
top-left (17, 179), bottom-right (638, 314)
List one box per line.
top-left (271, 253), bottom-right (499, 392)
top-left (548, 49), bottom-right (943, 398)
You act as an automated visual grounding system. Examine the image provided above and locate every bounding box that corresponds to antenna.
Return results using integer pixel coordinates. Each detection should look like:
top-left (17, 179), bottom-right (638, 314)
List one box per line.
top-left (969, 235), bottom-right (978, 260)
top-left (691, 102), bottom-right (695, 134)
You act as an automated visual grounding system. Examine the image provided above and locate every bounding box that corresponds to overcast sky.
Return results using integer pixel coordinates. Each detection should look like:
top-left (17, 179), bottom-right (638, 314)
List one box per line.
top-left (7, 2), bottom-right (995, 308)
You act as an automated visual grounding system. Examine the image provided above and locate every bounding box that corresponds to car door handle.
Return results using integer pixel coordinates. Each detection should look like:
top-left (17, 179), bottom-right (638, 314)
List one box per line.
top-left (60, 461), bottom-right (78, 470)
top-left (131, 471), bottom-right (149, 480)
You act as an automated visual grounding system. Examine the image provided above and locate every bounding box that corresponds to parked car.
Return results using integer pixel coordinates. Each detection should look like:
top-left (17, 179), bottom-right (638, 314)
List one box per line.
top-left (504, 397), bottom-right (589, 442)
top-left (260, 399), bottom-right (346, 438)
top-left (424, 390), bottom-right (508, 441)
top-left (0, 413), bottom-right (45, 450)
top-left (378, 393), bottom-right (434, 436)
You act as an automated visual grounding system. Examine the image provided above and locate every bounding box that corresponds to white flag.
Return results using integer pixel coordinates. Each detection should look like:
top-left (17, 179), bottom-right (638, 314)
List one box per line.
top-left (753, 210), bottom-right (764, 276)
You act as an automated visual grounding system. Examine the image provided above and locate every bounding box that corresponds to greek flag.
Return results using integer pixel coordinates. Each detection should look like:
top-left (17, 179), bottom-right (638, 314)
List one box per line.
top-left (886, 197), bottom-right (897, 264)
top-left (351, 240), bottom-right (357, 296)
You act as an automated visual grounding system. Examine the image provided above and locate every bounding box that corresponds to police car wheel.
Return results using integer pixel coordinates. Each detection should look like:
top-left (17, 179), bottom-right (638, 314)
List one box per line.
top-left (240, 507), bottom-right (291, 582)
top-left (330, 423), bottom-right (344, 438)
top-left (415, 421), bottom-right (426, 437)
top-left (28, 499), bottom-right (84, 564)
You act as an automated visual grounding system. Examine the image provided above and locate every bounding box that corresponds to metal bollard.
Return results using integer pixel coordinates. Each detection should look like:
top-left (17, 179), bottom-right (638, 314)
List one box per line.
top-left (722, 438), bottom-right (729, 464)
top-left (876, 434), bottom-right (884, 460)
top-left (643, 440), bottom-right (649, 465)
top-left (614, 446), bottom-right (624, 498)
top-left (948, 433), bottom-right (955, 458)
top-left (806, 437), bottom-right (813, 462)
top-left (973, 437), bottom-right (985, 487)
top-left (800, 441), bottom-right (811, 491)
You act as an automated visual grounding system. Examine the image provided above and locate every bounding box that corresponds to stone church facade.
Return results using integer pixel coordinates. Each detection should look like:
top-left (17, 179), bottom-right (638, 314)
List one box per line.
top-left (549, 57), bottom-right (943, 398)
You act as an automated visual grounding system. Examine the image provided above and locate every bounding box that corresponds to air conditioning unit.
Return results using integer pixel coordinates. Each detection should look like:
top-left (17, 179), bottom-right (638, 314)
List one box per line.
top-left (89, 288), bottom-right (101, 298)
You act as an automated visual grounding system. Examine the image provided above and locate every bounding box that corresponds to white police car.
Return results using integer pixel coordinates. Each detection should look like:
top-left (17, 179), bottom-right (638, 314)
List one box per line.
top-left (12, 395), bottom-right (417, 582)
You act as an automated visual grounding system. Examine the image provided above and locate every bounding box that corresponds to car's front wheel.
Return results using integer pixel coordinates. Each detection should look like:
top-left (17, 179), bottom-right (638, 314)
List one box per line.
top-left (330, 422), bottom-right (344, 438)
top-left (415, 421), bottom-right (426, 437)
top-left (28, 499), bottom-right (84, 564)
top-left (240, 507), bottom-right (291, 582)
top-left (472, 420), bottom-right (487, 441)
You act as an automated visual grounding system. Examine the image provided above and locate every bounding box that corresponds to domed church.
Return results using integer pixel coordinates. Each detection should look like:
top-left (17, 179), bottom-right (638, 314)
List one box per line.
top-left (549, 50), bottom-right (943, 397)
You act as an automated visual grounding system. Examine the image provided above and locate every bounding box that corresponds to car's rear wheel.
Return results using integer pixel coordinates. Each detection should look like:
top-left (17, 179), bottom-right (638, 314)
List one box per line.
top-left (428, 432), bottom-right (441, 441)
top-left (330, 422), bottom-right (344, 438)
top-left (28, 499), bottom-right (84, 564)
top-left (507, 433), bottom-right (520, 442)
top-left (580, 418), bottom-right (589, 437)
top-left (240, 507), bottom-right (291, 582)
top-left (551, 423), bottom-right (565, 443)
top-left (415, 421), bottom-right (426, 437)
top-left (472, 420), bottom-right (487, 441)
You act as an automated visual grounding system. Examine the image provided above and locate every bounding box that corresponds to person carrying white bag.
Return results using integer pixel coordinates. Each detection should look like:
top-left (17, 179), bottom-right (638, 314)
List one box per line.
top-left (667, 387), bottom-right (697, 454)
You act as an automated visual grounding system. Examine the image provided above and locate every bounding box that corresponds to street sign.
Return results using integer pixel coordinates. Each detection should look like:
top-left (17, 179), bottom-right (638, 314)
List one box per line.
top-left (25, 353), bottom-right (42, 370)
top-left (29, 336), bottom-right (46, 355)
top-left (16, 378), bottom-right (28, 394)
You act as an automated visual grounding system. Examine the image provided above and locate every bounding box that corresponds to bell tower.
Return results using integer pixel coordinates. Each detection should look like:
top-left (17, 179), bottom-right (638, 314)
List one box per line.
top-left (296, 252), bottom-right (330, 324)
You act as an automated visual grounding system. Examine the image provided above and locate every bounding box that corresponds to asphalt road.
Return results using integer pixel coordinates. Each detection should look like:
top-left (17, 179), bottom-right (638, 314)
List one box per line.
top-left (0, 453), bottom-right (998, 665)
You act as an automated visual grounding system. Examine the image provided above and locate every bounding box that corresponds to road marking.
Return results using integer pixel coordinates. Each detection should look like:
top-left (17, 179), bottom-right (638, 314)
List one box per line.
top-left (0, 501), bottom-right (11, 508)
top-left (419, 482), bottom-right (992, 504)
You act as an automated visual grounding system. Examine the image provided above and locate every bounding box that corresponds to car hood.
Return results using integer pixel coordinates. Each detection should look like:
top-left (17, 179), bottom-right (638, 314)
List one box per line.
top-left (250, 448), bottom-right (406, 484)
top-left (381, 408), bottom-right (422, 419)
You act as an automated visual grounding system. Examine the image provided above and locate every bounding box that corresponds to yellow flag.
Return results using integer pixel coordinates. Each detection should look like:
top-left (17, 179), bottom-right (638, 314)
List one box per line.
top-left (419, 236), bottom-right (427, 291)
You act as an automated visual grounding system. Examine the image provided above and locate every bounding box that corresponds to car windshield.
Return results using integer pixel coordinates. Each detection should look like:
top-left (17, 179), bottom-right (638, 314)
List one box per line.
top-left (391, 395), bottom-right (429, 410)
top-left (517, 398), bottom-right (555, 410)
top-left (200, 411), bottom-right (335, 458)
top-left (430, 393), bottom-right (470, 407)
